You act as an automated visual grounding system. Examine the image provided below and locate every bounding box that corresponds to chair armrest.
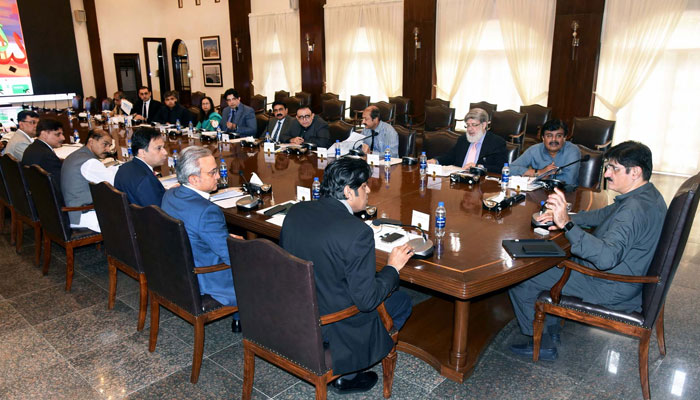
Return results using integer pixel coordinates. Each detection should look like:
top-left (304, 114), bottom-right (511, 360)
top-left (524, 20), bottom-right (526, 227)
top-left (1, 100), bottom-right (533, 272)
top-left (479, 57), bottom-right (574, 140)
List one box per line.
top-left (194, 263), bottom-right (231, 274)
top-left (62, 205), bottom-right (94, 212)
top-left (595, 140), bottom-right (612, 151)
top-left (509, 132), bottom-right (525, 143)
top-left (376, 301), bottom-right (394, 333)
top-left (320, 305), bottom-right (360, 325)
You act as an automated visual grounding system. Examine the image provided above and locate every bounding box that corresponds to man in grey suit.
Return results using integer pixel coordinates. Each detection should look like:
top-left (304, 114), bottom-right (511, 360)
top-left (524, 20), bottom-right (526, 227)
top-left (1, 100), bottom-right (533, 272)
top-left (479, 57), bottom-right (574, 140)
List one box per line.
top-left (264, 101), bottom-right (295, 141)
top-left (4, 110), bottom-right (39, 161)
top-left (220, 88), bottom-right (256, 137)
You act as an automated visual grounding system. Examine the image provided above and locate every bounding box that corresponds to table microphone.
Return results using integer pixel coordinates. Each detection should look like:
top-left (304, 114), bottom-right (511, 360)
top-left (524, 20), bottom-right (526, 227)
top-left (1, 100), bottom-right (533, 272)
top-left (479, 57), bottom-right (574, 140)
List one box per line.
top-left (347, 130), bottom-right (378, 157)
top-left (533, 155), bottom-right (590, 183)
top-left (235, 170), bottom-right (261, 210)
top-left (372, 218), bottom-right (434, 258)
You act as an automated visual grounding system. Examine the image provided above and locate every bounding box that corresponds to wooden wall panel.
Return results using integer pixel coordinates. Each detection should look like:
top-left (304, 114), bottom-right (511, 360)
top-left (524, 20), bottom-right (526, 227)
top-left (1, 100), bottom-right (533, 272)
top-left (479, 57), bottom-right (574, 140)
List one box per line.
top-left (402, 0), bottom-right (437, 118)
top-left (228, 0), bottom-right (254, 103)
top-left (299, 0), bottom-right (326, 112)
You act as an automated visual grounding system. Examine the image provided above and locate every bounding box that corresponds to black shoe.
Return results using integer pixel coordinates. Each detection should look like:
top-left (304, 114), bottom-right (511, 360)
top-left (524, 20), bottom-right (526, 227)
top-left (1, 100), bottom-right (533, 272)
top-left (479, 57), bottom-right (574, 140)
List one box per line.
top-left (509, 341), bottom-right (558, 361)
top-left (232, 319), bottom-right (241, 333)
top-left (330, 371), bottom-right (378, 394)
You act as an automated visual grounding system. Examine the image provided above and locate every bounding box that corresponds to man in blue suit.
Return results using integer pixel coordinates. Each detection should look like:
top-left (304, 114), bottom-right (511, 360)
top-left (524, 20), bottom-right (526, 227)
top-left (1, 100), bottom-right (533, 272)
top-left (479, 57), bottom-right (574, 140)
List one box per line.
top-left (220, 88), bottom-right (256, 137)
top-left (160, 145), bottom-right (243, 331)
top-left (114, 127), bottom-right (168, 206)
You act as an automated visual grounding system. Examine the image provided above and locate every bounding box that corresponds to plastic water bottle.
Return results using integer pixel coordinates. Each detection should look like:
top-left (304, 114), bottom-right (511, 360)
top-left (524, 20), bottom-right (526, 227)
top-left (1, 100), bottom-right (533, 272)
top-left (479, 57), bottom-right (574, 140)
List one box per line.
top-left (312, 177), bottom-right (321, 200)
top-left (501, 163), bottom-right (511, 191)
top-left (335, 140), bottom-right (341, 157)
top-left (219, 158), bottom-right (228, 187)
top-left (216, 126), bottom-right (223, 142)
top-left (419, 151), bottom-right (427, 177)
top-left (87, 115), bottom-right (93, 129)
top-left (384, 146), bottom-right (391, 167)
top-left (176, 119), bottom-right (181, 133)
top-left (188, 121), bottom-right (194, 137)
top-left (435, 201), bottom-right (446, 238)
top-left (126, 139), bottom-right (132, 159)
top-left (172, 150), bottom-right (178, 169)
top-left (73, 130), bottom-right (80, 144)
top-left (265, 132), bottom-right (271, 143)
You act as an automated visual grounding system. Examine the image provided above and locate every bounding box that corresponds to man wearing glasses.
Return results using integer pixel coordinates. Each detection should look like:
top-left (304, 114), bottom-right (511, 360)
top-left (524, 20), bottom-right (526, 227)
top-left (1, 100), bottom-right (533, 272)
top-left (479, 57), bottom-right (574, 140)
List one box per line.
top-left (4, 110), bottom-right (39, 161)
top-left (281, 105), bottom-right (331, 148)
top-left (508, 141), bottom-right (666, 361)
top-left (509, 119), bottom-right (581, 185)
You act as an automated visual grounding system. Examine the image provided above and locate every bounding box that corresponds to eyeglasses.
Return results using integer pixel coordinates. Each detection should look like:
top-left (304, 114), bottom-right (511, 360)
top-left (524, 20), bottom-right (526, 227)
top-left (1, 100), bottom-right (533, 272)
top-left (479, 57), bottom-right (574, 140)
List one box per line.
top-left (465, 122), bottom-right (482, 128)
top-left (604, 163), bottom-right (623, 173)
top-left (204, 168), bottom-right (219, 177)
top-left (297, 114), bottom-right (312, 120)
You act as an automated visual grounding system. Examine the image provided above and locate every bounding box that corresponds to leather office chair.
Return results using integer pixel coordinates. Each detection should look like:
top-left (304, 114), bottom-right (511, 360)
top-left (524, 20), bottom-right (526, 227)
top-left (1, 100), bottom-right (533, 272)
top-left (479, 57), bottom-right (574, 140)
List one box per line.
top-left (294, 91), bottom-right (312, 106)
top-left (533, 173), bottom-right (700, 400)
top-left (101, 98), bottom-right (112, 112)
top-left (396, 125), bottom-right (416, 158)
top-left (490, 110), bottom-right (528, 148)
top-left (388, 96), bottom-right (412, 127)
top-left (320, 92), bottom-right (339, 102)
top-left (190, 91), bottom-right (206, 108)
top-left (576, 145), bottom-right (605, 190)
top-left (425, 98), bottom-right (450, 109)
top-left (1, 154), bottom-right (41, 265)
top-left (274, 90), bottom-right (290, 103)
top-left (250, 94), bottom-right (267, 114)
top-left (321, 98), bottom-right (346, 122)
top-left (23, 165), bottom-right (102, 291)
top-left (422, 105), bottom-right (456, 132)
top-left (0, 162), bottom-right (15, 245)
top-left (570, 116), bottom-right (616, 152)
top-left (283, 96), bottom-right (302, 117)
top-left (505, 141), bottom-right (520, 164)
top-left (255, 112), bottom-right (271, 138)
top-left (188, 106), bottom-right (202, 124)
top-left (89, 182), bottom-right (147, 331)
top-left (423, 130), bottom-right (460, 159)
top-left (219, 93), bottom-right (226, 113)
top-left (520, 104), bottom-right (552, 149)
top-left (372, 101), bottom-right (397, 125)
top-left (328, 120), bottom-right (354, 143)
top-left (228, 238), bottom-right (399, 400)
top-left (469, 101), bottom-right (497, 120)
top-left (130, 204), bottom-right (239, 384)
top-left (346, 94), bottom-right (371, 126)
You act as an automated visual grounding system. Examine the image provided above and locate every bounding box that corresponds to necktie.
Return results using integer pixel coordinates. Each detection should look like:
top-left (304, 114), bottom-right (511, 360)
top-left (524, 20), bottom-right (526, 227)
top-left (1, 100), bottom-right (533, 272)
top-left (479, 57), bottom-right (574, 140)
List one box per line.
top-left (143, 102), bottom-right (147, 119)
top-left (229, 108), bottom-right (236, 123)
top-left (463, 143), bottom-right (477, 167)
top-left (370, 130), bottom-right (376, 153)
top-left (272, 120), bottom-right (282, 141)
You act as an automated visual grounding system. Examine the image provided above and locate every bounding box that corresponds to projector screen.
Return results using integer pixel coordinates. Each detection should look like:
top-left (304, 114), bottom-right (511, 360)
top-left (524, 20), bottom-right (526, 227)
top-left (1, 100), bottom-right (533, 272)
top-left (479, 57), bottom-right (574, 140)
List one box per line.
top-left (0, 0), bottom-right (33, 96)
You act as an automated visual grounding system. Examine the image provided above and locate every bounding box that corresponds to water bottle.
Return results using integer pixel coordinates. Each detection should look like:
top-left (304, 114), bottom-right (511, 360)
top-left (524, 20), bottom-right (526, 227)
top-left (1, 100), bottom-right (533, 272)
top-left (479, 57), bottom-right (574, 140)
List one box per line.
top-left (265, 132), bottom-right (271, 143)
top-left (312, 177), bottom-right (321, 200)
top-left (335, 140), bottom-right (341, 157)
top-left (172, 150), bottom-right (178, 169)
top-left (219, 158), bottom-right (228, 187)
top-left (127, 139), bottom-right (133, 159)
top-left (419, 151), bottom-right (427, 177)
top-left (188, 121), bottom-right (194, 137)
top-left (176, 119), bottom-right (181, 133)
top-left (216, 126), bottom-right (223, 142)
top-left (384, 146), bottom-right (391, 167)
top-left (501, 162), bottom-right (510, 191)
top-left (435, 201), bottom-right (446, 238)
top-left (87, 115), bottom-right (93, 129)
top-left (73, 130), bottom-right (80, 144)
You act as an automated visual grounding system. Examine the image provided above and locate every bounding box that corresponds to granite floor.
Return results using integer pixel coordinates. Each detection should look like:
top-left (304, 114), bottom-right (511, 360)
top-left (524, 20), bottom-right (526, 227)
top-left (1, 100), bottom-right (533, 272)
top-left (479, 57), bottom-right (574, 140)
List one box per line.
top-left (0, 173), bottom-right (698, 400)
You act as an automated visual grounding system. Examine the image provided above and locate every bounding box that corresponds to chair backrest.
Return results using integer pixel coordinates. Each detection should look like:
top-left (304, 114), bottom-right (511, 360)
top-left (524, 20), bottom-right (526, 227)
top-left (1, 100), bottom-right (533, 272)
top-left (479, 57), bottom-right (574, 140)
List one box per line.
top-left (424, 105), bottom-right (455, 132)
top-left (255, 112), bottom-right (270, 138)
top-left (425, 98), bottom-right (450, 109)
top-left (1, 154), bottom-right (37, 221)
top-left (349, 94), bottom-right (370, 113)
top-left (101, 98), bottom-right (112, 111)
top-left (283, 96), bottom-right (302, 116)
top-left (490, 110), bottom-right (527, 142)
top-left (219, 93), bottom-right (226, 112)
top-left (191, 91), bottom-right (206, 108)
top-left (641, 173), bottom-right (700, 329)
top-left (188, 106), bottom-right (202, 124)
top-left (577, 145), bottom-right (604, 189)
top-left (321, 99), bottom-right (346, 122)
top-left (423, 130), bottom-right (460, 159)
top-left (320, 92), bottom-right (339, 102)
top-left (130, 205), bottom-right (205, 315)
top-left (520, 104), bottom-right (552, 139)
top-left (470, 101), bottom-right (497, 120)
top-left (372, 101), bottom-right (396, 123)
top-left (228, 238), bottom-right (328, 374)
top-left (389, 96), bottom-right (412, 126)
top-left (571, 116), bottom-right (615, 151)
top-left (505, 141), bottom-right (520, 164)
top-left (23, 165), bottom-right (71, 241)
top-left (250, 94), bottom-right (267, 113)
top-left (294, 91), bottom-right (312, 106)
top-left (274, 90), bottom-right (290, 103)
top-left (328, 120), bottom-right (354, 143)
top-left (0, 160), bottom-right (12, 206)
top-left (89, 182), bottom-right (142, 272)
top-left (395, 125), bottom-right (416, 158)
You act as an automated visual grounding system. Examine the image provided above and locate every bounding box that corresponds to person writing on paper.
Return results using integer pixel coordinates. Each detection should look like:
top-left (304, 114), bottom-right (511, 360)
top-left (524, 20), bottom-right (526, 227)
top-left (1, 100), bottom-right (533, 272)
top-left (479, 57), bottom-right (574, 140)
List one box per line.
top-left (358, 105), bottom-right (399, 158)
top-left (282, 105), bottom-right (331, 148)
top-left (280, 157), bottom-right (413, 394)
top-left (110, 91), bottom-right (126, 116)
top-left (427, 108), bottom-right (507, 173)
top-left (161, 146), bottom-right (244, 332)
top-left (195, 96), bottom-right (222, 131)
top-left (131, 86), bottom-right (163, 123)
top-left (509, 119), bottom-right (581, 185)
top-left (114, 127), bottom-right (168, 206)
top-left (508, 141), bottom-right (666, 361)
top-left (264, 101), bottom-right (294, 142)
top-left (221, 88), bottom-right (257, 136)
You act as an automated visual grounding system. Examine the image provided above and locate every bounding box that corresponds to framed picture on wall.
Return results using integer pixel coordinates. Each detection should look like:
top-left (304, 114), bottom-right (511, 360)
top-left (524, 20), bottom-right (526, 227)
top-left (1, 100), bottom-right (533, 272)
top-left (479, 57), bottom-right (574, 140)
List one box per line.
top-left (200, 36), bottom-right (221, 61)
top-left (202, 63), bottom-right (223, 87)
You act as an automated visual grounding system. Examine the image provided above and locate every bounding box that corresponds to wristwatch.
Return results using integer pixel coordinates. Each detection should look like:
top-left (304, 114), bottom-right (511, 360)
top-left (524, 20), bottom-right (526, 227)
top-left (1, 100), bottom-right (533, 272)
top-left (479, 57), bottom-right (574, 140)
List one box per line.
top-left (562, 221), bottom-right (575, 233)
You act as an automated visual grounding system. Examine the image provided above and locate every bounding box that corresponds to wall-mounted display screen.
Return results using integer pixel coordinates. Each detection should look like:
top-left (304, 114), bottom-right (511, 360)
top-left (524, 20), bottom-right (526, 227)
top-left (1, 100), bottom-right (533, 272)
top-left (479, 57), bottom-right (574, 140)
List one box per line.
top-left (0, 0), bottom-right (33, 96)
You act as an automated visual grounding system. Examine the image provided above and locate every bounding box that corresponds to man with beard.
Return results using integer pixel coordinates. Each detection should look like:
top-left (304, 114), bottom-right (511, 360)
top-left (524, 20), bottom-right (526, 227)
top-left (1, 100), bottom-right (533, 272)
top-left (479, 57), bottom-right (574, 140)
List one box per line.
top-left (264, 101), bottom-right (295, 141)
top-left (509, 119), bottom-right (581, 185)
top-left (282, 105), bottom-right (331, 148)
top-left (428, 108), bottom-right (507, 173)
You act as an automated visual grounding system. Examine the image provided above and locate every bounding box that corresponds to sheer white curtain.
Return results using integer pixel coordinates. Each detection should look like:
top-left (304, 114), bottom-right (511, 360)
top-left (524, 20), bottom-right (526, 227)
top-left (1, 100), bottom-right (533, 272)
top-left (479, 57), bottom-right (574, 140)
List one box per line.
top-left (496, 0), bottom-right (555, 105)
top-left (249, 11), bottom-right (302, 100)
top-left (363, 2), bottom-right (403, 97)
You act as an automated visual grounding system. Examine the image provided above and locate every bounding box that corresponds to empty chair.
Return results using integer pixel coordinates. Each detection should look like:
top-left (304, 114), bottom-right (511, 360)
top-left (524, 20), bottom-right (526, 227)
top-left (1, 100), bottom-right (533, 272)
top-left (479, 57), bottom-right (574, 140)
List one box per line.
top-left (1, 154), bottom-right (41, 264)
top-left (506, 141), bottom-right (520, 164)
top-left (228, 238), bottom-right (399, 400)
top-left (395, 125), bottom-right (416, 158)
top-left (321, 98), bottom-right (346, 122)
top-left (520, 104), bottom-right (552, 148)
top-left (423, 130), bottom-right (460, 159)
top-left (372, 101), bottom-right (396, 124)
top-left (389, 96), bottom-right (412, 127)
top-left (533, 173), bottom-right (700, 400)
top-left (191, 91), bottom-right (206, 108)
top-left (101, 98), bottom-right (112, 112)
top-left (320, 92), bottom-right (339, 102)
top-left (283, 96), bottom-right (302, 117)
top-left (469, 101), bottom-right (497, 120)
top-left (0, 162), bottom-right (15, 245)
top-left (274, 90), bottom-right (290, 103)
top-left (328, 120), bottom-right (354, 143)
top-left (294, 91), bottom-right (312, 106)
top-left (255, 113), bottom-right (271, 138)
top-left (490, 110), bottom-right (528, 146)
top-left (188, 106), bottom-right (202, 124)
top-left (422, 105), bottom-right (456, 132)
top-left (346, 94), bottom-right (370, 125)
top-left (425, 98), bottom-right (450, 109)
top-left (570, 116), bottom-right (616, 152)
top-left (249, 94), bottom-right (267, 114)
top-left (577, 145), bottom-right (605, 190)
top-left (24, 165), bottom-right (102, 291)
top-left (130, 205), bottom-right (238, 384)
top-left (90, 182), bottom-right (147, 331)
top-left (218, 93), bottom-right (227, 113)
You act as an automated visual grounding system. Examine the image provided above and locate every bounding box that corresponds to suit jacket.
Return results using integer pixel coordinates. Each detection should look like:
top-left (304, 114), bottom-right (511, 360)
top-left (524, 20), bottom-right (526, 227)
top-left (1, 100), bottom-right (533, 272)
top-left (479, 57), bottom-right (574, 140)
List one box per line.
top-left (265, 115), bottom-right (295, 142)
top-left (22, 140), bottom-right (62, 191)
top-left (280, 197), bottom-right (398, 374)
top-left (160, 185), bottom-right (237, 306)
top-left (131, 99), bottom-right (163, 123)
top-left (281, 116), bottom-right (331, 148)
top-left (114, 157), bottom-right (165, 207)
top-left (4, 129), bottom-right (32, 161)
top-left (221, 103), bottom-right (256, 137)
top-left (153, 103), bottom-right (194, 125)
top-left (436, 131), bottom-right (508, 173)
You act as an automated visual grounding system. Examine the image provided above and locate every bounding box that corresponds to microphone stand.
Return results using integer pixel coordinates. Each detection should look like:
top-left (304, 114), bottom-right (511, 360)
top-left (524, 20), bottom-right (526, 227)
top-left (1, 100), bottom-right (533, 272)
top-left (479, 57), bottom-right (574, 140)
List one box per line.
top-left (347, 130), bottom-right (378, 157)
top-left (372, 218), bottom-right (434, 258)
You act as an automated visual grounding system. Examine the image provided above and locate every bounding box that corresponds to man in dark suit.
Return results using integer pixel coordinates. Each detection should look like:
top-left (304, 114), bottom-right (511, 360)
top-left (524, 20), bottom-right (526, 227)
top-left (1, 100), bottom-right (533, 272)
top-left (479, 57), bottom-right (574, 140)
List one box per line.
top-left (153, 90), bottom-right (194, 125)
top-left (280, 157), bottom-right (414, 394)
top-left (114, 127), bottom-right (168, 206)
top-left (281, 105), bottom-right (331, 148)
top-left (131, 86), bottom-right (163, 123)
top-left (264, 101), bottom-right (295, 141)
top-left (429, 108), bottom-right (507, 173)
top-left (22, 118), bottom-right (65, 191)
top-left (220, 88), bottom-right (256, 137)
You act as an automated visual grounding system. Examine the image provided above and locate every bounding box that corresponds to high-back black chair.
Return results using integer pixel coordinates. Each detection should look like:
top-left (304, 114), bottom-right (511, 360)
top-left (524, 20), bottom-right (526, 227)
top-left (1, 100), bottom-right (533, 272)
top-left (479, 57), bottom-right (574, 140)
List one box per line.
top-left (191, 91), bottom-right (206, 108)
top-left (187, 106), bottom-right (202, 124)
top-left (274, 90), bottom-right (290, 103)
top-left (423, 105), bottom-right (456, 132)
top-left (395, 125), bottom-right (416, 158)
top-left (328, 120), bottom-right (354, 143)
top-left (425, 98), bottom-right (450, 109)
top-left (470, 101), bottom-right (497, 120)
top-left (346, 94), bottom-right (370, 126)
top-left (0, 160), bottom-right (15, 245)
top-left (250, 94), bottom-right (267, 114)
top-left (294, 91), bottom-right (312, 106)
top-left (490, 110), bottom-right (528, 147)
top-left (372, 101), bottom-right (396, 125)
top-left (577, 145), bottom-right (605, 190)
top-left (570, 116), bottom-right (616, 152)
top-left (533, 173), bottom-right (700, 400)
top-left (320, 92), bottom-right (339, 102)
top-left (228, 238), bottom-right (399, 400)
top-left (321, 98), bottom-right (346, 122)
top-left (218, 93), bottom-right (227, 113)
top-left (520, 104), bottom-right (552, 148)
top-left (23, 165), bottom-right (102, 291)
top-left (505, 141), bottom-right (520, 164)
top-left (283, 96), bottom-right (302, 116)
top-left (389, 96), bottom-right (412, 127)
top-left (1, 154), bottom-right (41, 264)
top-left (130, 204), bottom-right (238, 384)
top-left (255, 112), bottom-right (271, 138)
top-left (423, 130), bottom-right (460, 159)
top-left (89, 182), bottom-right (147, 331)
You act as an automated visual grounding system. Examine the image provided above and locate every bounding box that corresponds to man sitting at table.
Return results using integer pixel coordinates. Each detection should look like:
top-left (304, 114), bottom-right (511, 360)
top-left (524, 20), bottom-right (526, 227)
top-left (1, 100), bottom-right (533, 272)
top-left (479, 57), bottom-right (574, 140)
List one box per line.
top-left (281, 105), bottom-right (331, 148)
top-left (264, 101), bottom-right (294, 142)
top-left (508, 141), bottom-right (667, 361)
top-left (509, 119), bottom-right (581, 185)
top-left (114, 127), bottom-right (168, 206)
top-left (153, 90), bottom-right (193, 125)
top-left (427, 108), bottom-right (507, 173)
top-left (131, 86), bottom-right (162, 123)
top-left (110, 91), bottom-right (126, 116)
top-left (61, 129), bottom-right (119, 232)
top-left (4, 110), bottom-right (39, 161)
top-left (161, 146), bottom-right (244, 332)
top-left (280, 157), bottom-right (413, 394)
top-left (22, 118), bottom-right (65, 191)
top-left (221, 88), bottom-right (257, 137)
top-left (358, 105), bottom-right (399, 158)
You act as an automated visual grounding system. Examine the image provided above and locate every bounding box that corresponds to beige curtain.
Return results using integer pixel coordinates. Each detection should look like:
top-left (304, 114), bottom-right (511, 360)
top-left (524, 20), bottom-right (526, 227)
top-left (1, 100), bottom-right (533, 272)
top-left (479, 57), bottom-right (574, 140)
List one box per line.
top-left (435, 0), bottom-right (492, 102)
top-left (496, 0), bottom-right (555, 105)
top-left (324, 4), bottom-right (362, 94)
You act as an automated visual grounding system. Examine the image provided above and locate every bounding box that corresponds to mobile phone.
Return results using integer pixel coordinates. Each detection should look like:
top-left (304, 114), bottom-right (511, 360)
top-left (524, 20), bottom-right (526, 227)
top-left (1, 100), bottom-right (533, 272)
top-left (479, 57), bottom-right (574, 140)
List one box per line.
top-left (381, 232), bottom-right (404, 243)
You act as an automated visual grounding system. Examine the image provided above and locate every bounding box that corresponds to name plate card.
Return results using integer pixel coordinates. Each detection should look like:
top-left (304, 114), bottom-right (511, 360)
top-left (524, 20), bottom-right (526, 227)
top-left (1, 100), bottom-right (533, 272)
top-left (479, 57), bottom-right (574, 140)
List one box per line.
top-left (411, 210), bottom-right (430, 232)
top-left (367, 154), bottom-right (380, 165)
top-left (263, 142), bottom-right (275, 153)
top-left (296, 186), bottom-right (311, 202)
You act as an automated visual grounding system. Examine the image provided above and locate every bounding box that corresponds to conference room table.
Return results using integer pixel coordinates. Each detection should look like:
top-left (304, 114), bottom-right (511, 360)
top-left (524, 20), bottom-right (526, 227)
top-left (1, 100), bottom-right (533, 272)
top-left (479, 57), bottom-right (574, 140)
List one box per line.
top-left (71, 119), bottom-right (608, 383)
